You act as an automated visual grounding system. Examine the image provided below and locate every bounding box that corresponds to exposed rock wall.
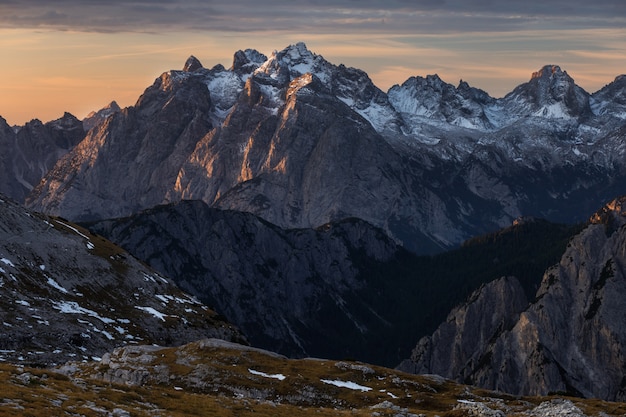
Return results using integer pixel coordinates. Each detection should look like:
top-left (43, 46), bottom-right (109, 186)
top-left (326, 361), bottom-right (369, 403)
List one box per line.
top-left (401, 196), bottom-right (626, 401)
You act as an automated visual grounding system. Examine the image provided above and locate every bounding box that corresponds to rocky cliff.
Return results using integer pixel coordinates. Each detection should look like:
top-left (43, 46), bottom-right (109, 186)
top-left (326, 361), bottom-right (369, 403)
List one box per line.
top-left (400, 196), bottom-right (626, 401)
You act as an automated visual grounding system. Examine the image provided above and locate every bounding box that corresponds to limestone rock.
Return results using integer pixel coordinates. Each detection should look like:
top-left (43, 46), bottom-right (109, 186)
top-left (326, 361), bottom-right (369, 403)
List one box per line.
top-left (401, 196), bottom-right (626, 401)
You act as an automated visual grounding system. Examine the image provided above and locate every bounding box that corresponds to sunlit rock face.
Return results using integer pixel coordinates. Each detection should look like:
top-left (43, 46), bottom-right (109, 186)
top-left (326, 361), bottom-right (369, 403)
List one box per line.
top-left (401, 196), bottom-right (626, 401)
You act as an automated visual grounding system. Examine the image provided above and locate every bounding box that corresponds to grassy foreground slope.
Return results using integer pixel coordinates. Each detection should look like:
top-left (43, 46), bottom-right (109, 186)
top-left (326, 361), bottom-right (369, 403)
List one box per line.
top-left (1, 339), bottom-right (625, 417)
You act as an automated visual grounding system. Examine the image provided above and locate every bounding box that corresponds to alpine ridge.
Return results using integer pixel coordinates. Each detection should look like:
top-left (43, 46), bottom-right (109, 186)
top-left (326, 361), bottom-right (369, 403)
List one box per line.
top-left (8, 42), bottom-right (626, 253)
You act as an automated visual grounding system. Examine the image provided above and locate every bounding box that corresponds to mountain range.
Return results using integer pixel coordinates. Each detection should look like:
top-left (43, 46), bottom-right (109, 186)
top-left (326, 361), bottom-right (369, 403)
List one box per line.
top-left (0, 42), bottom-right (620, 253)
top-left (1, 42), bottom-right (626, 409)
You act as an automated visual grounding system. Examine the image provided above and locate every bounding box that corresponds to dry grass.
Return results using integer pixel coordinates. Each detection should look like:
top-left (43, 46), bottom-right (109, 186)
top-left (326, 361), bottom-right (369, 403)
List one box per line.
top-left (2, 342), bottom-right (626, 417)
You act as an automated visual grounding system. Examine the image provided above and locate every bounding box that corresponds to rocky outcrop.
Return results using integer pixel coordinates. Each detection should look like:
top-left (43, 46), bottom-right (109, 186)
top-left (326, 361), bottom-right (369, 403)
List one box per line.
top-left (397, 276), bottom-right (529, 380)
top-left (0, 194), bottom-right (243, 366)
top-left (49, 338), bottom-right (625, 417)
top-left (401, 196), bottom-right (626, 401)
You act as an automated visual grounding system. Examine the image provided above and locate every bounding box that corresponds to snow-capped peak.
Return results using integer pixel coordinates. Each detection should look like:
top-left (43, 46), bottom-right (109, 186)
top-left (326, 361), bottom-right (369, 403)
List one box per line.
top-left (230, 49), bottom-right (267, 76)
top-left (503, 64), bottom-right (591, 120)
top-left (255, 42), bottom-right (332, 84)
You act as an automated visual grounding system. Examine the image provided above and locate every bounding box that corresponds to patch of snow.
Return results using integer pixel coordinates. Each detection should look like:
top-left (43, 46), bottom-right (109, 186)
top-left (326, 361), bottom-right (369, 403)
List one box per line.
top-left (52, 301), bottom-right (115, 324)
top-left (320, 379), bottom-right (372, 392)
top-left (156, 293), bottom-right (199, 305)
top-left (174, 386), bottom-right (183, 391)
top-left (458, 399), bottom-right (476, 404)
top-left (0, 267), bottom-right (4, 274)
top-left (92, 327), bottom-right (114, 340)
top-left (135, 306), bottom-right (168, 322)
top-left (142, 273), bottom-right (156, 283)
top-left (206, 71), bottom-right (244, 114)
top-left (1, 258), bottom-right (15, 267)
top-left (387, 392), bottom-right (399, 399)
top-left (355, 100), bottom-right (397, 133)
top-left (248, 368), bottom-right (286, 381)
top-left (533, 103), bottom-right (572, 119)
top-left (15, 300), bottom-right (30, 307)
top-left (47, 277), bottom-right (69, 294)
top-left (86, 242), bottom-right (95, 250)
top-left (56, 220), bottom-right (90, 240)
top-left (39, 265), bottom-right (45, 271)
top-left (142, 272), bottom-right (168, 284)
top-left (155, 294), bottom-right (169, 304)
top-left (257, 83), bottom-right (283, 114)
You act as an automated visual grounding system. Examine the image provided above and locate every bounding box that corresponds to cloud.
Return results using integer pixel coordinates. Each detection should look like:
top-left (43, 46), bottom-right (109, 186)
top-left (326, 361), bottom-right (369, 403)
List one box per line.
top-left (0, 0), bottom-right (624, 33)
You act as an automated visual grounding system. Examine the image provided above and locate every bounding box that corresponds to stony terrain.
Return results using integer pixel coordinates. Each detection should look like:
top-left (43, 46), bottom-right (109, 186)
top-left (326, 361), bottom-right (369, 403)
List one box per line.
top-left (0, 194), bottom-right (243, 365)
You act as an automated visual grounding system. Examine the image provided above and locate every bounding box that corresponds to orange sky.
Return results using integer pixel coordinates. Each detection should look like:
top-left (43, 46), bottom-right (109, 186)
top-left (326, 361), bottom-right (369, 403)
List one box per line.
top-left (1, 3), bottom-right (625, 126)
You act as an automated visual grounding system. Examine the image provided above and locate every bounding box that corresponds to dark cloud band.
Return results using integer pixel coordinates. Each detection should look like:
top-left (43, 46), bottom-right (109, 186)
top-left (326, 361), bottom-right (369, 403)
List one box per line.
top-left (0, 1), bottom-right (624, 33)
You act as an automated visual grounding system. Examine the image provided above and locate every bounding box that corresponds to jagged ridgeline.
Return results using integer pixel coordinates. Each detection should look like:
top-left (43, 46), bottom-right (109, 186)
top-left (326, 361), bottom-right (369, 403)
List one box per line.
top-left (86, 200), bottom-right (580, 367)
top-left (5, 42), bottom-right (623, 254)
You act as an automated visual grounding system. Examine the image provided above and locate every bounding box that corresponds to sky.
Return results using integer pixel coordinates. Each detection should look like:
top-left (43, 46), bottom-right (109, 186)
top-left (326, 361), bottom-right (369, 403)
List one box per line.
top-left (1, 1), bottom-right (625, 126)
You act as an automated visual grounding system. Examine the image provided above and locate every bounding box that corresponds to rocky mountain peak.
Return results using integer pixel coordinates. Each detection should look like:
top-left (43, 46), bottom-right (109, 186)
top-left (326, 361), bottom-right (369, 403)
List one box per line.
top-left (231, 48), bottom-right (267, 75)
top-left (591, 74), bottom-right (626, 116)
top-left (388, 73), bottom-right (496, 130)
top-left (505, 64), bottom-right (591, 119)
top-left (83, 101), bottom-right (121, 131)
top-left (183, 55), bottom-right (204, 72)
top-left (531, 64), bottom-right (564, 80)
top-left (255, 42), bottom-right (331, 84)
top-left (48, 112), bottom-right (82, 130)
